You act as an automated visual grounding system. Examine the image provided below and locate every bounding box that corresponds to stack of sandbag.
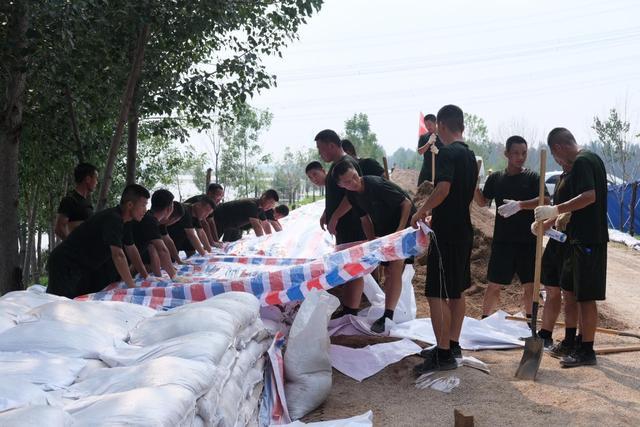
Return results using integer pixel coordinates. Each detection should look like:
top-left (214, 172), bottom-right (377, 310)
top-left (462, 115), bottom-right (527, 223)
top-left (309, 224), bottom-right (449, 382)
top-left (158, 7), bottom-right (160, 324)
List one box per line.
top-left (0, 288), bottom-right (271, 426)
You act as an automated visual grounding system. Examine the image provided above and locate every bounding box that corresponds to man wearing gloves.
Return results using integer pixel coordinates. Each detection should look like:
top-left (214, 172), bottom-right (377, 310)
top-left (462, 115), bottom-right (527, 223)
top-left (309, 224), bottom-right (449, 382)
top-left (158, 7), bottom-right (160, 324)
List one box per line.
top-left (473, 136), bottom-right (549, 318)
top-left (534, 127), bottom-right (608, 367)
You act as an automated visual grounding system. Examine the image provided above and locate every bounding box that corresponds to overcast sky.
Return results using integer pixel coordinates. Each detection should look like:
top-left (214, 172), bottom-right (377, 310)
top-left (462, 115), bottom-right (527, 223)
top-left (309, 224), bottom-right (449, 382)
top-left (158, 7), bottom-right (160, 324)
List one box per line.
top-left (191, 0), bottom-right (640, 162)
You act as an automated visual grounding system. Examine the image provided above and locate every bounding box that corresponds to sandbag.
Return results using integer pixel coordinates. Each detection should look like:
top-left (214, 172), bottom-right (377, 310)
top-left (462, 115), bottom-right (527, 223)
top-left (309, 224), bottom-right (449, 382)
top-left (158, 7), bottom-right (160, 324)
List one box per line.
top-left (284, 290), bottom-right (339, 420)
top-left (18, 300), bottom-right (155, 340)
top-left (0, 320), bottom-right (117, 359)
top-left (65, 356), bottom-right (216, 399)
top-left (0, 351), bottom-right (87, 390)
top-left (0, 405), bottom-right (74, 427)
top-left (172, 291), bottom-right (260, 329)
top-left (0, 286), bottom-right (66, 309)
top-left (0, 301), bottom-right (29, 333)
top-left (65, 385), bottom-right (197, 427)
top-left (0, 378), bottom-right (50, 412)
top-left (76, 359), bottom-right (110, 382)
top-left (128, 306), bottom-right (238, 346)
top-left (101, 331), bottom-right (232, 367)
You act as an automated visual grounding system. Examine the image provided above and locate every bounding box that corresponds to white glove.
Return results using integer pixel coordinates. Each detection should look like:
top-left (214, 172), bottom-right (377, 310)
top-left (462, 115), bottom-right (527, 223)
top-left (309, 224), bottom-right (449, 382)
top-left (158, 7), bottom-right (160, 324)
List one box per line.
top-left (555, 212), bottom-right (572, 232)
top-left (430, 144), bottom-right (439, 155)
top-left (534, 205), bottom-right (559, 221)
top-left (497, 199), bottom-right (522, 218)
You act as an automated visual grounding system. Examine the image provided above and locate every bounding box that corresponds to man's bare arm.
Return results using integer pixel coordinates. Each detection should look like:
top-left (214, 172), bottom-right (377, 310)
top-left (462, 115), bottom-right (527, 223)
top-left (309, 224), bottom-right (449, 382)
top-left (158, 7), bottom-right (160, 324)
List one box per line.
top-left (151, 239), bottom-right (176, 279)
top-left (54, 214), bottom-right (70, 240)
top-left (249, 218), bottom-right (265, 237)
top-left (360, 215), bottom-right (376, 241)
top-left (124, 244), bottom-right (149, 279)
top-left (110, 246), bottom-right (136, 288)
top-left (162, 235), bottom-right (182, 264)
top-left (185, 228), bottom-right (207, 256)
top-left (196, 228), bottom-right (212, 252)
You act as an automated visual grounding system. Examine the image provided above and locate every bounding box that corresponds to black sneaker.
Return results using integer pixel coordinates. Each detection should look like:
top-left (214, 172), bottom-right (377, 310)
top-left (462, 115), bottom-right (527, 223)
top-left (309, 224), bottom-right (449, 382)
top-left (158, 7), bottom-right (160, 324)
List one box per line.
top-left (413, 350), bottom-right (457, 376)
top-left (370, 316), bottom-right (386, 334)
top-left (542, 337), bottom-right (554, 349)
top-left (420, 344), bottom-right (462, 360)
top-left (548, 340), bottom-right (575, 359)
top-left (560, 349), bottom-right (597, 368)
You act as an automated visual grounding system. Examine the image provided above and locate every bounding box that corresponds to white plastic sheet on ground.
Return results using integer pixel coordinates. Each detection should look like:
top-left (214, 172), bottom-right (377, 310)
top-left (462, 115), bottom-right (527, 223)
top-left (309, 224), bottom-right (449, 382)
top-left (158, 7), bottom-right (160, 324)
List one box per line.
top-left (389, 311), bottom-right (529, 350)
top-left (609, 228), bottom-right (640, 251)
top-left (274, 410), bottom-right (373, 427)
top-left (329, 339), bottom-right (422, 382)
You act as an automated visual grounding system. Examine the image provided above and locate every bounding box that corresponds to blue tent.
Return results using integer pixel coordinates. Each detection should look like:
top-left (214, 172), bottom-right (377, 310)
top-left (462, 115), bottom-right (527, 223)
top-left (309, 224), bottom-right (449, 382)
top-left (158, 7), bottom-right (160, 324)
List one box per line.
top-left (607, 181), bottom-right (640, 233)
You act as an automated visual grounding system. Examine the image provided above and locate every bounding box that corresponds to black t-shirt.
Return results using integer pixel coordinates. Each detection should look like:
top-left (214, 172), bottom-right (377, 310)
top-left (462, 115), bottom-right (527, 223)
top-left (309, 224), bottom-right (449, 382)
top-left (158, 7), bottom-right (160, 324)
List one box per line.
top-left (57, 191), bottom-right (94, 222)
top-left (52, 206), bottom-right (126, 270)
top-left (418, 133), bottom-right (444, 182)
top-left (326, 155), bottom-right (363, 234)
top-left (214, 199), bottom-right (266, 229)
top-left (431, 141), bottom-right (477, 242)
top-left (358, 158), bottom-right (385, 177)
top-left (566, 150), bottom-right (609, 244)
top-left (131, 211), bottom-right (162, 252)
top-left (264, 209), bottom-right (276, 221)
top-left (184, 195), bottom-right (216, 219)
top-left (167, 203), bottom-right (201, 247)
top-left (482, 169), bottom-right (547, 243)
top-left (348, 176), bottom-right (416, 236)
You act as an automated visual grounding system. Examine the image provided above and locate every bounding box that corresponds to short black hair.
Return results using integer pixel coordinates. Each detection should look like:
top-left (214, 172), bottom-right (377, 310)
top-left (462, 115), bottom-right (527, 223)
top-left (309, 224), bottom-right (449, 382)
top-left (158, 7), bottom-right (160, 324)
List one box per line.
top-left (150, 189), bottom-right (174, 212)
top-left (262, 189), bottom-right (279, 202)
top-left (547, 127), bottom-right (577, 148)
top-left (436, 105), bottom-right (464, 133)
top-left (505, 135), bottom-right (527, 151)
top-left (207, 183), bottom-right (223, 194)
top-left (331, 159), bottom-right (357, 181)
top-left (120, 184), bottom-right (150, 205)
top-left (74, 163), bottom-right (97, 184)
top-left (275, 204), bottom-right (289, 217)
top-left (424, 114), bottom-right (436, 123)
top-left (314, 129), bottom-right (341, 146)
top-left (341, 139), bottom-right (357, 157)
top-left (305, 161), bottom-right (324, 173)
top-left (169, 201), bottom-right (184, 220)
top-left (191, 194), bottom-right (216, 210)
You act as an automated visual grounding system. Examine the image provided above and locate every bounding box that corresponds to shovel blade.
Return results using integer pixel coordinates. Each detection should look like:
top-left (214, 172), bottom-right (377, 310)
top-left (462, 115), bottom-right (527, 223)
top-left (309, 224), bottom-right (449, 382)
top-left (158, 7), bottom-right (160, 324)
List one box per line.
top-left (515, 336), bottom-right (543, 380)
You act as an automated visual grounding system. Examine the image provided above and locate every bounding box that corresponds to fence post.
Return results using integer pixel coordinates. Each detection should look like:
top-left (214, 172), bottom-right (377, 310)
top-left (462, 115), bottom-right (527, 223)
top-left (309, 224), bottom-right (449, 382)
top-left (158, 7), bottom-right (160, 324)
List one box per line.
top-left (630, 182), bottom-right (638, 236)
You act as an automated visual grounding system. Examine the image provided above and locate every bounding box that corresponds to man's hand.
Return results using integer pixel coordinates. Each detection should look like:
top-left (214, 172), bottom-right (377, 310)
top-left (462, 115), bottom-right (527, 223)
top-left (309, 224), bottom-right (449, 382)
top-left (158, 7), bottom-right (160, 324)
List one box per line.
top-left (410, 211), bottom-right (426, 229)
top-left (555, 212), bottom-right (572, 232)
top-left (534, 205), bottom-right (559, 221)
top-left (320, 211), bottom-right (327, 231)
top-left (327, 216), bottom-right (338, 235)
top-left (498, 199), bottom-right (522, 218)
top-left (125, 280), bottom-right (137, 289)
top-left (212, 241), bottom-right (223, 249)
top-left (530, 221), bottom-right (543, 237)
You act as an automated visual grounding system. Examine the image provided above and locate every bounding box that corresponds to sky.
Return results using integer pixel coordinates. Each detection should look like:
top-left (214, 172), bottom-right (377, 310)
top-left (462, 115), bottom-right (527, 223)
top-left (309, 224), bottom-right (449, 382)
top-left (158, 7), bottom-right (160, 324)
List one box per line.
top-left (190, 0), bottom-right (640, 163)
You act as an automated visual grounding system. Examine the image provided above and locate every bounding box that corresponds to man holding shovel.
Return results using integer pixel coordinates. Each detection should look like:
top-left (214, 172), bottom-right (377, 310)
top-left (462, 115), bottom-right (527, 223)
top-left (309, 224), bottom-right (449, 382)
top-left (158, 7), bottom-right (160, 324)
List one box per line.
top-left (534, 127), bottom-right (608, 367)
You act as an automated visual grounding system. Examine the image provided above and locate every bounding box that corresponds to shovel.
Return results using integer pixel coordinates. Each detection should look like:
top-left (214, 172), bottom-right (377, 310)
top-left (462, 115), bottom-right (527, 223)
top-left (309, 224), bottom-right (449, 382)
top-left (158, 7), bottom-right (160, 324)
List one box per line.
top-left (515, 149), bottom-right (547, 380)
top-left (506, 316), bottom-right (640, 340)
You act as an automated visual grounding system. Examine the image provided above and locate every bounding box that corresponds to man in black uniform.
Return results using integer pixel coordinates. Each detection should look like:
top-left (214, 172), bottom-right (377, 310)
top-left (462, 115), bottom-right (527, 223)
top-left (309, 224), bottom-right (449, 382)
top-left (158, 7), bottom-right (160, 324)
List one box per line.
top-left (535, 127), bottom-right (608, 367)
top-left (411, 105), bottom-right (478, 373)
top-left (160, 202), bottom-right (185, 263)
top-left (333, 161), bottom-right (416, 333)
top-left (316, 129), bottom-right (366, 316)
top-left (213, 190), bottom-right (279, 242)
top-left (262, 204), bottom-right (290, 234)
top-left (473, 136), bottom-right (550, 318)
top-left (128, 189), bottom-right (178, 279)
top-left (538, 166), bottom-right (574, 350)
top-left (417, 114), bottom-right (444, 186)
top-left (55, 163), bottom-right (98, 240)
top-left (185, 183), bottom-right (225, 244)
top-left (47, 184), bottom-right (150, 298)
top-left (341, 139), bottom-right (385, 177)
top-left (166, 197), bottom-right (215, 257)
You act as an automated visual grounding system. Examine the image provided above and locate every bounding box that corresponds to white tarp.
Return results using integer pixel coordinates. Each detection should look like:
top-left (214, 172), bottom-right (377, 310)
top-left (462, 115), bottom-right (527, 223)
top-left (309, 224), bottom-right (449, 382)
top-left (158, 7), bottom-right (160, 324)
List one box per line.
top-left (275, 410), bottom-right (373, 427)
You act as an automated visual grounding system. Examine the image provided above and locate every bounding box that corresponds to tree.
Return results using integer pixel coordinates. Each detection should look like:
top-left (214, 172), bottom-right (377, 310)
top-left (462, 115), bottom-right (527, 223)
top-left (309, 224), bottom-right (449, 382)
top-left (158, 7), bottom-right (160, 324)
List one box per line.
top-left (388, 147), bottom-right (422, 170)
top-left (343, 113), bottom-right (386, 161)
top-left (592, 108), bottom-right (640, 183)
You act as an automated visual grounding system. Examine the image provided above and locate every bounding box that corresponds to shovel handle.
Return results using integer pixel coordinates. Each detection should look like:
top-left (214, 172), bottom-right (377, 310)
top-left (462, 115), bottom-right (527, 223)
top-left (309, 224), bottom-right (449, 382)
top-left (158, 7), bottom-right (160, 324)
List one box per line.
top-left (530, 149), bottom-right (547, 331)
top-left (506, 316), bottom-right (640, 339)
top-left (595, 346), bottom-right (640, 355)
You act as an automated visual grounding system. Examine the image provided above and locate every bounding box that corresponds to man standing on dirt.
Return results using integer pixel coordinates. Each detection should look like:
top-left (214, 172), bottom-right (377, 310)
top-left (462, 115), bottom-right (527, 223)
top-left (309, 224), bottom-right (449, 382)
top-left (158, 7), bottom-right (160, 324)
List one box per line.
top-left (534, 127), bottom-right (608, 367)
top-left (473, 136), bottom-right (549, 319)
top-left (417, 114), bottom-right (444, 186)
top-left (54, 163), bottom-right (98, 240)
top-left (410, 105), bottom-right (478, 373)
top-left (316, 129), bottom-right (366, 318)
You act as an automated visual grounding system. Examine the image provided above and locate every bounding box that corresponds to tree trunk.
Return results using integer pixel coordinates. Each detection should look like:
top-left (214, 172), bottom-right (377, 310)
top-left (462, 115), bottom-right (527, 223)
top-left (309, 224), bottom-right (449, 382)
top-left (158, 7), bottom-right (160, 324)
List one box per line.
top-left (65, 84), bottom-right (84, 162)
top-left (126, 88), bottom-right (139, 185)
top-left (34, 229), bottom-right (42, 283)
top-left (0, 1), bottom-right (28, 294)
top-left (630, 182), bottom-right (638, 236)
top-left (97, 24), bottom-right (149, 210)
top-left (22, 187), bottom-right (39, 284)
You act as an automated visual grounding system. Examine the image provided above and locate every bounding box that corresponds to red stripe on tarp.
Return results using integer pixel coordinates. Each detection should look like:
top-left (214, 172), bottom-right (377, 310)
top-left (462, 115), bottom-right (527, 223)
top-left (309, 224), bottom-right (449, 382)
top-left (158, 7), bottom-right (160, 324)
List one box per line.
top-left (268, 271), bottom-right (284, 291)
top-left (307, 278), bottom-right (323, 290)
top-left (151, 287), bottom-right (165, 298)
top-left (343, 263), bottom-right (366, 276)
top-left (231, 281), bottom-right (245, 292)
top-left (264, 291), bottom-right (282, 305)
top-left (189, 284), bottom-right (206, 301)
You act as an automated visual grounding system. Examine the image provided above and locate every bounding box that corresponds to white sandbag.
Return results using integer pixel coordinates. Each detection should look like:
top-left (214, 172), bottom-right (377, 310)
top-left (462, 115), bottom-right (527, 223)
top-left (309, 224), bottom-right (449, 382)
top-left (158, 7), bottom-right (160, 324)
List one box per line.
top-left (101, 331), bottom-right (232, 367)
top-left (172, 291), bottom-right (260, 329)
top-left (65, 385), bottom-right (197, 427)
top-left (196, 347), bottom-right (239, 425)
top-left (285, 290), bottom-right (339, 420)
top-left (0, 320), bottom-right (117, 359)
top-left (0, 287), bottom-right (66, 309)
top-left (65, 356), bottom-right (216, 399)
top-left (0, 405), bottom-right (74, 427)
top-left (18, 300), bottom-right (155, 340)
top-left (0, 302), bottom-right (21, 333)
top-left (129, 306), bottom-right (238, 346)
top-left (0, 351), bottom-right (87, 390)
top-left (0, 378), bottom-right (50, 412)
top-left (76, 359), bottom-right (110, 382)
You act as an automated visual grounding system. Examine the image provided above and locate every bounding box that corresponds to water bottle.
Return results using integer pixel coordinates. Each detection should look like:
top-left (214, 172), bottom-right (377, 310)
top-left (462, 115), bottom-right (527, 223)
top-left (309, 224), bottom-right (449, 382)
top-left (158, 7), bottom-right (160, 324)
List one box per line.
top-left (545, 228), bottom-right (567, 243)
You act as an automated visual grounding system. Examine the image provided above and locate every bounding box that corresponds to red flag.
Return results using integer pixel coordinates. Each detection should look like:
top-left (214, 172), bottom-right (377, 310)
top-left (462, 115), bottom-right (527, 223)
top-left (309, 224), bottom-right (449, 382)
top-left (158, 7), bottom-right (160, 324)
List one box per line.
top-left (418, 112), bottom-right (428, 137)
